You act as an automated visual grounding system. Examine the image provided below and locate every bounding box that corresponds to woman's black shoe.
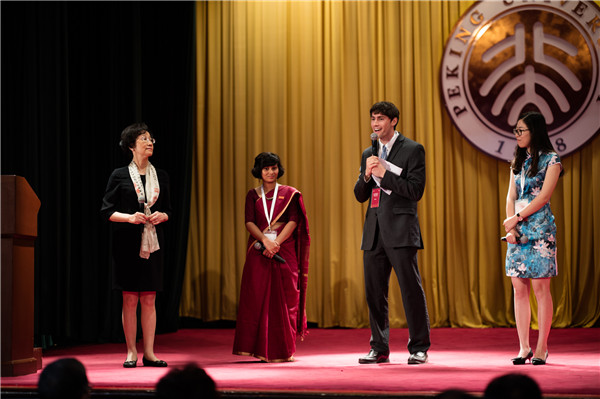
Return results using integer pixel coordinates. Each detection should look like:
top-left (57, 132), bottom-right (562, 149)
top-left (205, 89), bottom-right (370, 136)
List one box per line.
top-left (142, 357), bottom-right (168, 367)
top-left (123, 360), bottom-right (137, 368)
top-left (532, 351), bottom-right (548, 365)
top-left (511, 349), bottom-right (533, 365)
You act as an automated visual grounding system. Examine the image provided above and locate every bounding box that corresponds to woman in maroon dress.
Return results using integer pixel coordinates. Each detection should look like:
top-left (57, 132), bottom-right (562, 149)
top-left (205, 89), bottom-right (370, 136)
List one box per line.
top-left (233, 152), bottom-right (310, 362)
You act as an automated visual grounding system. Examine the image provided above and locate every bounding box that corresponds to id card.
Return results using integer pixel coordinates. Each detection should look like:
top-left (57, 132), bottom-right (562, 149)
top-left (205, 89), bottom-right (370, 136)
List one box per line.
top-left (265, 230), bottom-right (278, 241)
top-left (371, 188), bottom-right (381, 208)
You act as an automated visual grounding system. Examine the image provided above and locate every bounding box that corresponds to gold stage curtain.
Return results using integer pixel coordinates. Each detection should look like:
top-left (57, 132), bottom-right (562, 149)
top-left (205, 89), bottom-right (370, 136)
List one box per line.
top-left (181, 1), bottom-right (600, 328)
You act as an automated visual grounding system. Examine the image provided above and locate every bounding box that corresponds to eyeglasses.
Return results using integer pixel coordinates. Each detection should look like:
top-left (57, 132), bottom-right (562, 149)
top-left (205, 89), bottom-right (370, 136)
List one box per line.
top-left (138, 136), bottom-right (156, 144)
top-left (512, 128), bottom-right (529, 136)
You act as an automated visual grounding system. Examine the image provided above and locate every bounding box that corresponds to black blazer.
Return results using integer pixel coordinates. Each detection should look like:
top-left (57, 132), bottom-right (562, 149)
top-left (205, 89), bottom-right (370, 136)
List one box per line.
top-left (354, 133), bottom-right (425, 251)
top-left (101, 166), bottom-right (172, 223)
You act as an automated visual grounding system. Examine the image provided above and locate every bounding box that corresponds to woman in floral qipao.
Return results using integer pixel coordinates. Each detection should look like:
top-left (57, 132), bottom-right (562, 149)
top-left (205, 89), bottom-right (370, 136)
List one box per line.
top-left (503, 112), bottom-right (563, 366)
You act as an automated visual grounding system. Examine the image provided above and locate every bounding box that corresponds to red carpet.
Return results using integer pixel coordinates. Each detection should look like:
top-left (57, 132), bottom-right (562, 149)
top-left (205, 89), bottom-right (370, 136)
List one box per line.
top-left (2, 328), bottom-right (599, 397)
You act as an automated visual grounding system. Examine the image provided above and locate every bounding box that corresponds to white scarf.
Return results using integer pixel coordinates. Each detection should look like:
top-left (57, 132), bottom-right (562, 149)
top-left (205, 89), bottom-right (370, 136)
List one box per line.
top-left (128, 160), bottom-right (160, 259)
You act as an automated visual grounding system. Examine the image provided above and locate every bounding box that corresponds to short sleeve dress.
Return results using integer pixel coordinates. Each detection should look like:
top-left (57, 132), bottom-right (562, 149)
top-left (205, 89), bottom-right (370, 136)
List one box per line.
top-left (505, 152), bottom-right (562, 278)
top-left (101, 166), bottom-right (172, 291)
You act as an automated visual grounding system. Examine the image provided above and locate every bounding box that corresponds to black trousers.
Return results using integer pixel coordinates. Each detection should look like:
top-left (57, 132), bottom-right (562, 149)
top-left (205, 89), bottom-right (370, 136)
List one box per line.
top-left (363, 225), bottom-right (431, 355)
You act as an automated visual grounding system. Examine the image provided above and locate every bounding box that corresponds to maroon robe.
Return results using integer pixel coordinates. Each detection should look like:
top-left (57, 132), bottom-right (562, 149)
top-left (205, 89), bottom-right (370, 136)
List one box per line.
top-left (233, 185), bottom-right (310, 362)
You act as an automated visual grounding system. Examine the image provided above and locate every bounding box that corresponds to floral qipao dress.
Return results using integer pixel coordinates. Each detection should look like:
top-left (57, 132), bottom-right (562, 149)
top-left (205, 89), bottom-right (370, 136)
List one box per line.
top-left (506, 152), bottom-right (562, 278)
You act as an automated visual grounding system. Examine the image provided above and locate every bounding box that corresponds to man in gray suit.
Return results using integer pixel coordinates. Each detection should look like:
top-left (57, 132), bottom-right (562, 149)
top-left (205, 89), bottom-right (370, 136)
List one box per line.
top-left (354, 101), bottom-right (430, 365)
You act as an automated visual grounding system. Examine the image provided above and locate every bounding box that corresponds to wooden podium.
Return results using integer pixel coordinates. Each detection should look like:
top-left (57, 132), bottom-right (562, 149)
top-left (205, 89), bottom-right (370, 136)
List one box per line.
top-left (1, 175), bottom-right (41, 376)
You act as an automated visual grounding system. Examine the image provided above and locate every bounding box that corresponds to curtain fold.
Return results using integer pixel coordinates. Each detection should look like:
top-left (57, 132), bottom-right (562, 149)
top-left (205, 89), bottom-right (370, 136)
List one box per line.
top-left (183, 1), bottom-right (599, 328)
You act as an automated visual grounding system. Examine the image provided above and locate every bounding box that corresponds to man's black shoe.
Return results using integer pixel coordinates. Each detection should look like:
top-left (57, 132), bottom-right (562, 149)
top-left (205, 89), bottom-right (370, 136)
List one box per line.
top-left (407, 351), bottom-right (428, 364)
top-left (358, 349), bottom-right (390, 364)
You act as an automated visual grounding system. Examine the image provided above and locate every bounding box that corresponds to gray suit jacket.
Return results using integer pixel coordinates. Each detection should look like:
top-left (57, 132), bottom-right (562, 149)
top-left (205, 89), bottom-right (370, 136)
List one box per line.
top-left (354, 133), bottom-right (425, 251)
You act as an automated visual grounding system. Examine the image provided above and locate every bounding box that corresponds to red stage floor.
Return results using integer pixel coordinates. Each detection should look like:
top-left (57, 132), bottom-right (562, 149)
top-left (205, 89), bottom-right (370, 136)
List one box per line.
top-left (2, 328), bottom-right (599, 397)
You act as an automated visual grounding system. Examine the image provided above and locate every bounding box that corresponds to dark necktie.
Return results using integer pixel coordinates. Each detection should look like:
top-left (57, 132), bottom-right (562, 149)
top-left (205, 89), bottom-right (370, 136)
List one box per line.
top-left (381, 145), bottom-right (388, 160)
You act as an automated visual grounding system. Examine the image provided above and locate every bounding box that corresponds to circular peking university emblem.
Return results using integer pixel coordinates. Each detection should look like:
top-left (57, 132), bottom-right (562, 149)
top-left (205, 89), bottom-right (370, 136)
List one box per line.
top-left (440, 0), bottom-right (600, 162)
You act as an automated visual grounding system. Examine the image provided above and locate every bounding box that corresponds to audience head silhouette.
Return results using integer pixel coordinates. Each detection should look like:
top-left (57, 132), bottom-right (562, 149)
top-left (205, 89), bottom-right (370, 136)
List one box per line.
top-left (484, 373), bottom-right (542, 399)
top-left (156, 363), bottom-right (218, 399)
top-left (38, 357), bottom-right (90, 399)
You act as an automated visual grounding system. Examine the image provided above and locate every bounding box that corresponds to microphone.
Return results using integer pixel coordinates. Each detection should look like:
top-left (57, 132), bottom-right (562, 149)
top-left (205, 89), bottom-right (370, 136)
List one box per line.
top-left (501, 234), bottom-right (529, 244)
top-left (371, 133), bottom-right (379, 157)
top-left (254, 242), bottom-right (286, 263)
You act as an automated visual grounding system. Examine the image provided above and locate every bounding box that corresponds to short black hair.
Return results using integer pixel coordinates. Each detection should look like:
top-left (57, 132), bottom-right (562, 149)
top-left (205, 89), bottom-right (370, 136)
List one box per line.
top-left (38, 358), bottom-right (89, 399)
top-left (251, 152), bottom-right (285, 179)
top-left (484, 373), bottom-right (542, 399)
top-left (119, 122), bottom-right (151, 153)
top-left (156, 363), bottom-right (218, 399)
top-left (370, 101), bottom-right (400, 128)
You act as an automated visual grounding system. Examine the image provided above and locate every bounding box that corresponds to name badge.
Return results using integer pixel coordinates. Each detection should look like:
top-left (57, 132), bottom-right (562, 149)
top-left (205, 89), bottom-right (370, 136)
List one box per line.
top-left (371, 188), bottom-right (381, 208)
top-left (265, 230), bottom-right (278, 241)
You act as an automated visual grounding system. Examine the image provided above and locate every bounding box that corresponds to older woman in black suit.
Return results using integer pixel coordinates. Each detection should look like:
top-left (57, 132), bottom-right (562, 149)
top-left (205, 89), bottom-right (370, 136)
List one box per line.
top-left (101, 123), bottom-right (171, 368)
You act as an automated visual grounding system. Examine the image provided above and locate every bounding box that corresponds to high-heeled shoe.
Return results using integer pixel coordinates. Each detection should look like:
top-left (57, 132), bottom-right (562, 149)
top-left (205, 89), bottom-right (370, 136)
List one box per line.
top-left (532, 351), bottom-right (548, 365)
top-left (511, 349), bottom-right (533, 365)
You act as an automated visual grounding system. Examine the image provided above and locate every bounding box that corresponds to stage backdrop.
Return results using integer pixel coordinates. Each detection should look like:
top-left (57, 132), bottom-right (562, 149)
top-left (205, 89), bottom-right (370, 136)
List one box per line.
top-left (1, 2), bottom-right (195, 345)
top-left (182, 1), bottom-right (600, 329)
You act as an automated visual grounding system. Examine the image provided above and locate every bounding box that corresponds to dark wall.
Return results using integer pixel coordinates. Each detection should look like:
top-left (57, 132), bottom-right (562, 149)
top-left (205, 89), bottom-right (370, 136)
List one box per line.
top-left (1, 1), bottom-right (195, 346)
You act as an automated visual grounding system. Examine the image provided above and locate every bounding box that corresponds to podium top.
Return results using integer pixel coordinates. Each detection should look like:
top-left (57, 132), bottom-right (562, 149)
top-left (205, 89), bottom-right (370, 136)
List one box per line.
top-left (1, 175), bottom-right (41, 237)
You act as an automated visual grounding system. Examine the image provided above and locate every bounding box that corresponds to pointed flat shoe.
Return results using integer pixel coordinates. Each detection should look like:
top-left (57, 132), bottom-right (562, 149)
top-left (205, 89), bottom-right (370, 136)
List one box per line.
top-left (142, 357), bottom-right (167, 367)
